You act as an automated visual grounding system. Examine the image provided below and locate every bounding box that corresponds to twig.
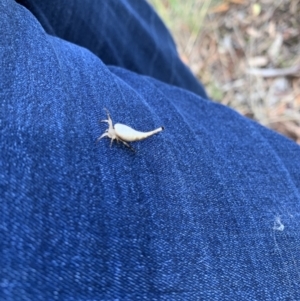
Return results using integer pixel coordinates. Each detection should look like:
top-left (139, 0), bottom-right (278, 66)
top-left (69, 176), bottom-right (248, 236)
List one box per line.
top-left (247, 64), bottom-right (300, 78)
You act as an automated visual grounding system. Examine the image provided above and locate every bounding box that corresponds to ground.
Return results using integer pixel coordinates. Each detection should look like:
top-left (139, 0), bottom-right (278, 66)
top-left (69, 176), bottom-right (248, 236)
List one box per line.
top-left (149, 0), bottom-right (300, 143)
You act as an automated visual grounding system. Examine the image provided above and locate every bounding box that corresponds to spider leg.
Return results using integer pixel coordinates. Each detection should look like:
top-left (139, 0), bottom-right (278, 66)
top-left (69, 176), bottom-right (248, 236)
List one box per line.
top-left (104, 108), bottom-right (111, 119)
top-left (103, 108), bottom-right (114, 129)
top-left (110, 137), bottom-right (115, 148)
top-left (96, 132), bottom-right (108, 143)
top-left (120, 139), bottom-right (135, 152)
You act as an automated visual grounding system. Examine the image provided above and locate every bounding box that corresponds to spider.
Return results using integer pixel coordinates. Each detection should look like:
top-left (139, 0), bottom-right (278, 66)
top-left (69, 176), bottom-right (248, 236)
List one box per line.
top-left (97, 109), bottom-right (164, 151)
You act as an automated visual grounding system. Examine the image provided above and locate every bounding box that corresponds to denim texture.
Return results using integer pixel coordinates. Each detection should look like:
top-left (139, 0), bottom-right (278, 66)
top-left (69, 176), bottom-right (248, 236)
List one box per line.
top-left (17, 0), bottom-right (207, 98)
top-left (1, 0), bottom-right (300, 300)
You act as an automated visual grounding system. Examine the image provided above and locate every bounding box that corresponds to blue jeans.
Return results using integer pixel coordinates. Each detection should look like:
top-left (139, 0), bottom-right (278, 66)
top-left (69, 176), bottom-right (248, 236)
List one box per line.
top-left (1, 0), bottom-right (300, 300)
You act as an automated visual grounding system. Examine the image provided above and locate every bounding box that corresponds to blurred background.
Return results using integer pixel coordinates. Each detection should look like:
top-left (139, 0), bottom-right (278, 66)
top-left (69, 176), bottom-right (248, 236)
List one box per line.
top-left (149, 0), bottom-right (300, 143)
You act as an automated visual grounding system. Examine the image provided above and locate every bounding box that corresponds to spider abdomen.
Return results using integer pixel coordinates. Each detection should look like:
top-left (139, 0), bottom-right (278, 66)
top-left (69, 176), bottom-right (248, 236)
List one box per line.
top-left (115, 123), bottom-right (164, 142)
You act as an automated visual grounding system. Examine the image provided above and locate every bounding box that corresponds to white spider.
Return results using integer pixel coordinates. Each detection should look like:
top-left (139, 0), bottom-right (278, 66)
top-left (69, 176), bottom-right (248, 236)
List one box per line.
top-left (97, 109), bottom-right (164, 151)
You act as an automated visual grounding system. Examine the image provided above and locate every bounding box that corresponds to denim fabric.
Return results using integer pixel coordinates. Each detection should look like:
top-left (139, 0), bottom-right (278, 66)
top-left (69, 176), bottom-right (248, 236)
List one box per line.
top-left (17, 0), bottom-right (207, 98)
top-left (1, 0), bottom-right (300, 300)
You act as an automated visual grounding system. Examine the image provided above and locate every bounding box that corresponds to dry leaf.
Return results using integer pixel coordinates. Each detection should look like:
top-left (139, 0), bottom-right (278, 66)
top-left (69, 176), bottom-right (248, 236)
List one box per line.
top-left (268, 34), bottom-right (283, 62)
top-left (248, 56), bottom-right (268, 67)
top-left (246, 27), bottom-right (261, 38)
top-left (272, 122), bottom-right (300, 143)
top-left (210, 3), bottom-right (230, 14)
top-left (229, 0), bottom-right (247, 4)
top-left (268, 22), bottom-right (276, 38)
